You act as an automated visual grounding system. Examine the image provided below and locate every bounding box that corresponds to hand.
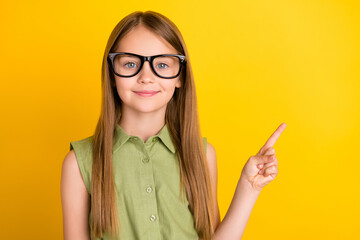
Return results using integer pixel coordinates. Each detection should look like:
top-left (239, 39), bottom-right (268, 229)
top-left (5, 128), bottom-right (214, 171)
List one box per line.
top-left (239, 123), bottom-right (287, 192)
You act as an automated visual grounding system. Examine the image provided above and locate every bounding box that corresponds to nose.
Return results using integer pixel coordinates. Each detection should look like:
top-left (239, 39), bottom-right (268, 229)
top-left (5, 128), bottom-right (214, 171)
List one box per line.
top-left (138, 61), bottom-right (155, 83)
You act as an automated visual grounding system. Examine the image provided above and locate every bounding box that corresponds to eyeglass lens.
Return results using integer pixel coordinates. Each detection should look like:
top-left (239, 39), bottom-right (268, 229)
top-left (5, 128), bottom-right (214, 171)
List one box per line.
top-left (113, 54), bottom-right (181, 78)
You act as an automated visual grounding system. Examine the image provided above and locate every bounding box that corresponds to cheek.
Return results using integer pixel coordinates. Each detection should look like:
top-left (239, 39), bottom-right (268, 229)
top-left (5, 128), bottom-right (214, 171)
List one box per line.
top-left (162, 82), bottom-right (177, 96)
top-left (165, 77), bottom-right (180, 90)
top-left (115, 78), bottom-right (132, 100)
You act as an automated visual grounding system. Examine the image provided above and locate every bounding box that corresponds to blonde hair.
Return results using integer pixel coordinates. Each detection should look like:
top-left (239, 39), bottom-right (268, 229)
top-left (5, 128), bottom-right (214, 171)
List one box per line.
top-left (91, 10), bottom-right (218, 239)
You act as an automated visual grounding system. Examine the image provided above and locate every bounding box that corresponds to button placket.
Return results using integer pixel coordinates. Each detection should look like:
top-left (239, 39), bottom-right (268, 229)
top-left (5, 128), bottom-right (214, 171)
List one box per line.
top-left (142, 156), bottom-right (150, 163)
top-left (139, 142), bottom-right (160, 235)
top-left (150, 214), bottom-right (156, 221)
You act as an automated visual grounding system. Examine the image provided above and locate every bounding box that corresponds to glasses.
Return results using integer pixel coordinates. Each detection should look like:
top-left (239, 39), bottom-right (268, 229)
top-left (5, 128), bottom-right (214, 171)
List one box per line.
top-left (108, 52), bottom-right (186, 79)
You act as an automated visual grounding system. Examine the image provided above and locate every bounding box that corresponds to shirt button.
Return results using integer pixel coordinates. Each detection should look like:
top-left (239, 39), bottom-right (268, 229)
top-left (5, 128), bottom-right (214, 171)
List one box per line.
top-left (150, 214), bottom-right (156, 221)
top-left (142, 157), bottom-right (149, 163)
top-left (146, 186), bottom-right (152, 193)
top-left (152, 138), bottom-right (157, 142)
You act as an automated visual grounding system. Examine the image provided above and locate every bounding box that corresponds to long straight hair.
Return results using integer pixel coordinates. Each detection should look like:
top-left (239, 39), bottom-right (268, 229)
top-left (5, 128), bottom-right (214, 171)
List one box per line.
top-left (91, 11), bottom-right (218, 240)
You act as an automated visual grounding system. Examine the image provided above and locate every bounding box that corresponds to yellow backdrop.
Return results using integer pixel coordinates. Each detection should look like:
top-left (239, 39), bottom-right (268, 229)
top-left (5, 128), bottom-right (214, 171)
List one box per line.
top-left (0, 0), bottom-right (359, 239)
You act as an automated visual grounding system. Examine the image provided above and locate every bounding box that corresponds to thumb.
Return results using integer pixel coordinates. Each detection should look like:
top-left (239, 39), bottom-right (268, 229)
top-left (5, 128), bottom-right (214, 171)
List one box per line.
top-left (262, 147), bottom-right (275, 156)
top-left (255, 154), bottom-right (276, 165)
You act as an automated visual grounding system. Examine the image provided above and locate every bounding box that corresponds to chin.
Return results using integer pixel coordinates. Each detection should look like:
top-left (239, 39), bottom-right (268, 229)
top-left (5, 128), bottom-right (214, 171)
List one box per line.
top-left (131, 104), bottom-right (167, 114)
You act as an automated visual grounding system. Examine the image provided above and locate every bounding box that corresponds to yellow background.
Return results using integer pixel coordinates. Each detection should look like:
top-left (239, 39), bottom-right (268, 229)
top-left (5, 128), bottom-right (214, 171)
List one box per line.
top-left (1, 0), bottom-right (359, 239)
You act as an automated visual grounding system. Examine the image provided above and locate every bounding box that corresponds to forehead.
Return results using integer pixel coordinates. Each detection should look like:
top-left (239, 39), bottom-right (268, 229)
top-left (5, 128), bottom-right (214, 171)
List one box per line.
top-left (114, 25), bottom-right (178, 56)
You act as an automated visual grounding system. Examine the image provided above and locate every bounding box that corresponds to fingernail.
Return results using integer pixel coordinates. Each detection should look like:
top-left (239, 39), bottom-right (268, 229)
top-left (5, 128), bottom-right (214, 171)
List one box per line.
top-left (259, 170), bottom-right (263, 174)
top-left (258, 164), bottom-right (263, 169)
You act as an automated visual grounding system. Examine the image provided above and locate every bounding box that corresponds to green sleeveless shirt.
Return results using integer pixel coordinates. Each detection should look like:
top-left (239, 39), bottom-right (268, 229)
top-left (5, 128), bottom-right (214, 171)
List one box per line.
top-left (69, 123), bottom-right (207, 240)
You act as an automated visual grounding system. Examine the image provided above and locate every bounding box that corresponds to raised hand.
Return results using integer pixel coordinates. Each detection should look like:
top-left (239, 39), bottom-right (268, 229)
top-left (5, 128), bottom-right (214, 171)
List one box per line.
top-left (239, 123), bottom-right (287, 192)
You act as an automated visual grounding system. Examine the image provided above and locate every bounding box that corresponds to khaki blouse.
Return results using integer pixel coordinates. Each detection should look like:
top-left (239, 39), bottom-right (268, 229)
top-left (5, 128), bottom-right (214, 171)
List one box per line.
top-left (70, 123), bottom-right (207, 240)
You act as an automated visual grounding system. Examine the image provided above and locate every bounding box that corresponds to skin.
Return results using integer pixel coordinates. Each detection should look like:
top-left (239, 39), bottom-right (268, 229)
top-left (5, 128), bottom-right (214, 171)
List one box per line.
top-left (61, 22), bottom-right (286, 239)
top-left (210, 122), bottom-right (287, 240)
top-left (60, 24), bottom-right (211, 239)
top-left (113, 24), bottom-right (182, 142)
top-left (61, 150), bottom-right (90, 239)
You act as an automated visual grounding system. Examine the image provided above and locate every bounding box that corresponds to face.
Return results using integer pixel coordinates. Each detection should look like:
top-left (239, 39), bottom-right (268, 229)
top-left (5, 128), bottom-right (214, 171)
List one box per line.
top-left (112, 24), bottom-right (182, 116)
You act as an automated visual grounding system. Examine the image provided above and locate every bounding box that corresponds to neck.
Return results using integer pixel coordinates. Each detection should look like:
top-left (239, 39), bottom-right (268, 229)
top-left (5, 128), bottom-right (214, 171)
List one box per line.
top-left (118, 106), bottom-right (166, 143)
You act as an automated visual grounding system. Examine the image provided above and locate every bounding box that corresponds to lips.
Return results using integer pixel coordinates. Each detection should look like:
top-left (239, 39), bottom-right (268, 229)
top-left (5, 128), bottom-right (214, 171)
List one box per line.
top-left (133, 90), bottom-right (160, 97)
top-left (134, 90), bottom-right (160, 94)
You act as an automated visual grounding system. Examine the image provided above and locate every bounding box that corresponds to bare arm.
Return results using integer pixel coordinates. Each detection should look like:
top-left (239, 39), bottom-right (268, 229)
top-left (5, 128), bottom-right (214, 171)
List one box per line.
top-left (209, 123), bottom-right (286, 240)
top-left (202, 142), bottom-right (260, 240)
top-left (212, 179), bottom-right (261, 240)
top-left (206, 142), bottom-right (221, 232)
top-left (60, 150), bottom-right (91, 240)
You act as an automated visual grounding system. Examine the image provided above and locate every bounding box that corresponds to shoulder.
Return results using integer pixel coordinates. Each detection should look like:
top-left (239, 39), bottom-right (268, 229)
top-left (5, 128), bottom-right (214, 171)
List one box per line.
top-left (62, 149), bottom-right (77, 170)
top-left (68, 135), bottom-right (94, 194)
top-left (61, 150), bottom-right (84, 187)
top-left (201, 137), bottom-right (217, 170)
top-left (204, 141), bottom-right (221, 230)
top-left (206, 142), bottom-right (216, 157)
top-left (61, 149), bottom-right (89, 200)
top-left (205, 141), bottom-right (217, 167)
top-left (69, 136), bottom-right (94, 172)
top-left (70, 135), bottom-right (94, 153)
top-left (61, 150), bottom-right (91, 239)
top-left (204, 141), bottom-right (217, 180)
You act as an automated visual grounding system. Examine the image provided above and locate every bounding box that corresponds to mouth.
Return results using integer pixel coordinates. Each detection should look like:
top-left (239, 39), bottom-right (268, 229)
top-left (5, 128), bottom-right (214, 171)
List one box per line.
top-left (133, 90), bottom-right (160, 97)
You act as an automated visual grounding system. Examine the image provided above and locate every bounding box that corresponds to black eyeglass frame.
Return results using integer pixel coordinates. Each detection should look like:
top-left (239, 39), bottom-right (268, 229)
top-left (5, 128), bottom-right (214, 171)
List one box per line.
top-left (108, 52), bottom-right (186, 79)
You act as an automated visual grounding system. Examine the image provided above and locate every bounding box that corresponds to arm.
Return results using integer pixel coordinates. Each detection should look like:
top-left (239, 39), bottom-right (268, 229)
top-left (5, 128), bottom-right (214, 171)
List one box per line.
top-left (204, 142), bottom-right (260, 240)
top-left (211, 123), bottom-right (286, 240)
top-left (205, 142), bottom-right (221, 232)
top-left (212, 179), bottom-right (261, 240)
top-left (60, 150), bottom-right (91, 240)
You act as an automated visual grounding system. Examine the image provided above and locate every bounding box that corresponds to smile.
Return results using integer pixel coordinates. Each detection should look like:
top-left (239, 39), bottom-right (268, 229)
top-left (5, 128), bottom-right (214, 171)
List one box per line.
top-left (133, 91), bottom-right (160, 97)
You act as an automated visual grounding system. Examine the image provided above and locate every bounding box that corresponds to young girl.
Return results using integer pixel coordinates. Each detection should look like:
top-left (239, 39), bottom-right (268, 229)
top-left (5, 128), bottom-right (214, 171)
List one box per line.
top-left (61, 10), bottom-right (286, 240)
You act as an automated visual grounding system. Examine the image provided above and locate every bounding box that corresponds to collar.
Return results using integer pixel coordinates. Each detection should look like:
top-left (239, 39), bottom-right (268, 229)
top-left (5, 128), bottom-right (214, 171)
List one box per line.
top-left (113, 123), bottom-right (176, 154)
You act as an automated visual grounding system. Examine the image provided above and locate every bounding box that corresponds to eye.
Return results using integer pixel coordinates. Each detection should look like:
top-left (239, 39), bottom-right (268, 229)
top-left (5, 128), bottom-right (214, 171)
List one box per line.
top-left (124, 62), bottom-right (137, 69)
top-left (157, 63), bottom-right (168, 69)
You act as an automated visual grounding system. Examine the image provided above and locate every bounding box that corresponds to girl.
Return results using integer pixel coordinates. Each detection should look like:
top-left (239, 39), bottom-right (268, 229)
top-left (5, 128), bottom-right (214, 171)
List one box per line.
top-left (61, 10), bottom-right (286, 240)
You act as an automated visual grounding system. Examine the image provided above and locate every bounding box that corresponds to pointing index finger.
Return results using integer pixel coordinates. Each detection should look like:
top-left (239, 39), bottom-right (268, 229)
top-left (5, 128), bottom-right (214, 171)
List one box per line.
top-left (258, 123), bottom-right (287, 155)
